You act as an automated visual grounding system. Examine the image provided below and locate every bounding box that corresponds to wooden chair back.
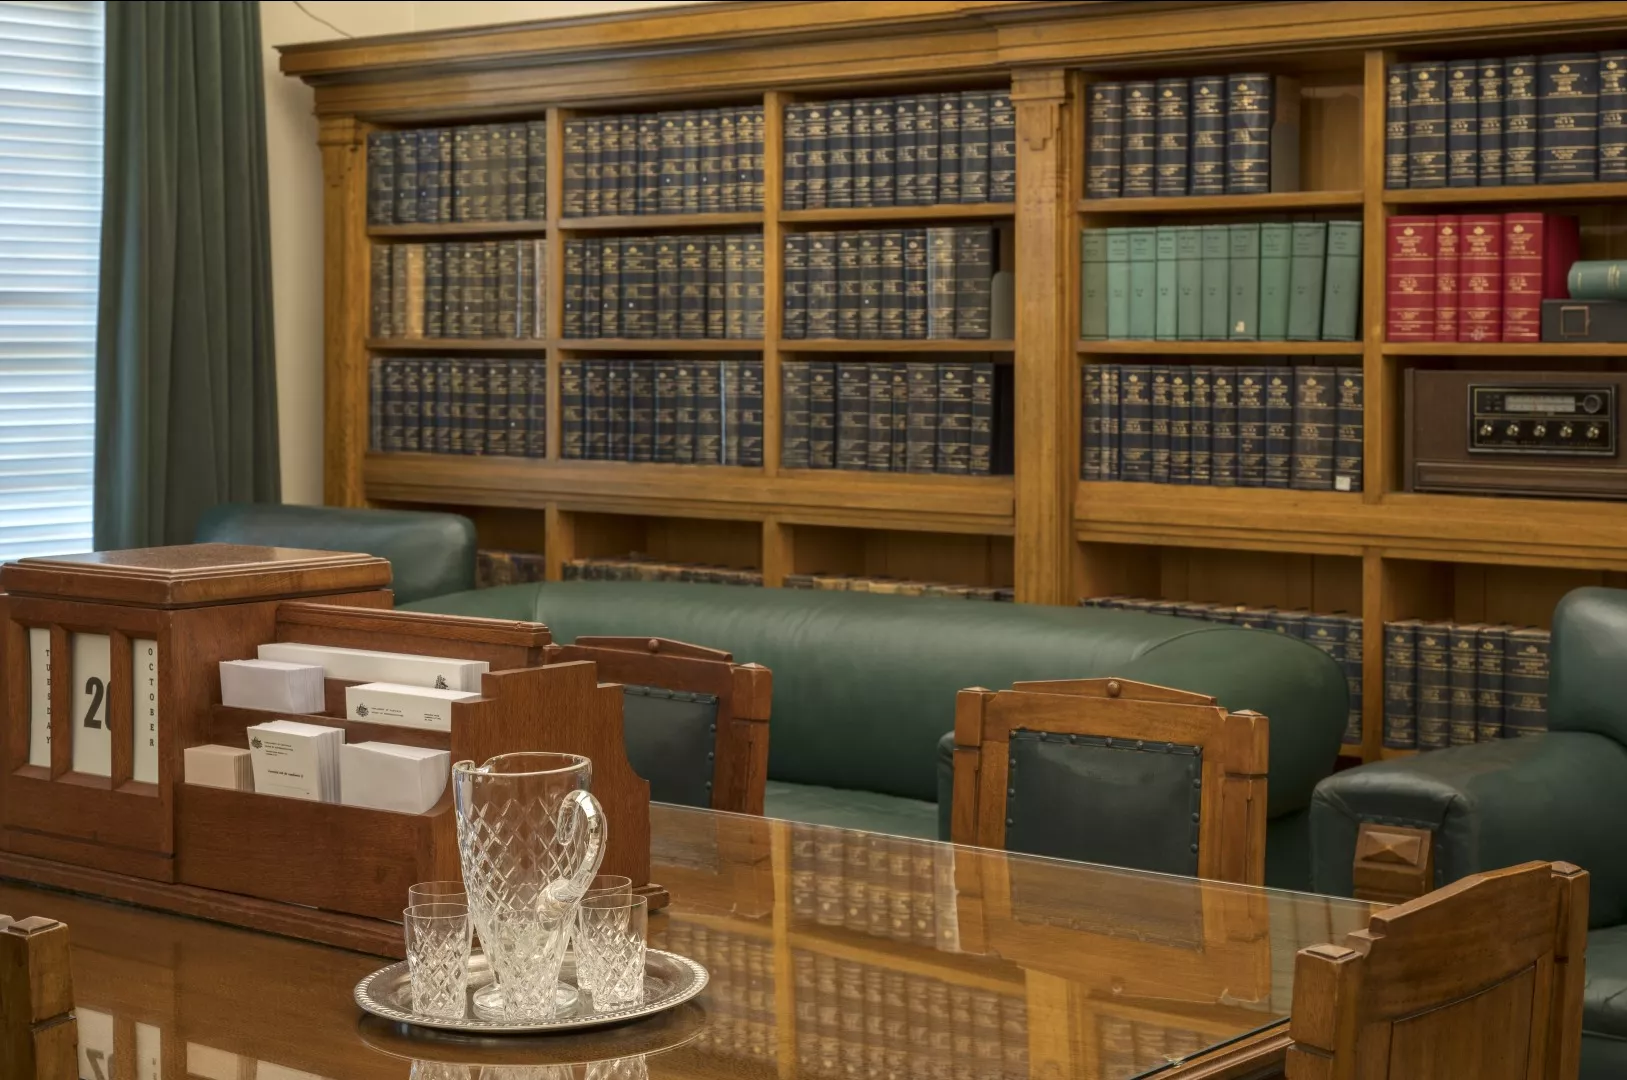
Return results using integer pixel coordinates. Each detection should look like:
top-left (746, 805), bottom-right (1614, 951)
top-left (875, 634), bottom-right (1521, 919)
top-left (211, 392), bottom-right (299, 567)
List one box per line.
top-left (951, 677), bottom-right (1268, 885)
top-left (1286, 861), bottom-right (1588, 1080)
top-left (544, 636), bottom-right (771, 815)
top-left (0, 914), bottom-right (75, 1080)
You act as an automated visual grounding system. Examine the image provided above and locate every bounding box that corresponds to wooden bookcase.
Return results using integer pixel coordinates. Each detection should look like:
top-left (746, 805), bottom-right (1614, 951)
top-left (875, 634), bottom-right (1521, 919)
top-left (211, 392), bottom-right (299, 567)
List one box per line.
top-left (282, 0), bottom-right (1627, 764)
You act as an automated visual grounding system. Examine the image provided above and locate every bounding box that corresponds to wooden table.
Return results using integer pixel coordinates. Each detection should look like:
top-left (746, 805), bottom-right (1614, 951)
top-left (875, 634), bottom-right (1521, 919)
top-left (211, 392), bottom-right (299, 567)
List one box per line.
top-left (0, 803), bottom-right (1377, 1080)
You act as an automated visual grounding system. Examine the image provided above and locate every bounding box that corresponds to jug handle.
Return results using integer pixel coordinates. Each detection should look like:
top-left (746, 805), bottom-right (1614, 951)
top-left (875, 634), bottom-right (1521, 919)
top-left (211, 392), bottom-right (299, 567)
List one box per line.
top-left (557, 788), bottom-right (607, 901)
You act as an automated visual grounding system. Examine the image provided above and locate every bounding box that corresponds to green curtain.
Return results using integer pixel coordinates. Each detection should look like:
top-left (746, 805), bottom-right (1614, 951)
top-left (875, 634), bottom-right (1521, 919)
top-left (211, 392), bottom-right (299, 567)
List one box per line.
top-left (94, 0), bottom-right (279, 549)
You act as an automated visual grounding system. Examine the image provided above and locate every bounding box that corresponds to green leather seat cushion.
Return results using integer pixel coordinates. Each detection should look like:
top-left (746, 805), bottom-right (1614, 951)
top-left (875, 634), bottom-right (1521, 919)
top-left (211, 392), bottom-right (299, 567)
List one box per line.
top-left (1585, 924), bottom-right (1627, 1041)
top-left (764, 780), bottom-right (938, 841)
top-left (407, 581), bottom-right (1347, 819)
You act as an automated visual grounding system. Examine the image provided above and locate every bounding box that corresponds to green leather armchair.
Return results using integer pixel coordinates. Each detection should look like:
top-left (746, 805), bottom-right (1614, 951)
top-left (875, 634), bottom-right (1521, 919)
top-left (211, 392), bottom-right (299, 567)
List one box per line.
top-left (1309, 586), bottom-right (1627, 1079)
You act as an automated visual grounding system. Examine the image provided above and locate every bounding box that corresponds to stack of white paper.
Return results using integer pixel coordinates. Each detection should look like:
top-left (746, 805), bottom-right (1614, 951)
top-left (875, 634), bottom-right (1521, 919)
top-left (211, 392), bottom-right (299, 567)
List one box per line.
top-left (256, 642), bottom-right (488, 692)
top-left (183, 744), bottom-right (255, 792)
top-left (246, 720), bottom-right (344, 802)
top-left (344, 681), bottom-right (479, 733)
top-left (219, 659), bottom-right (326, 714)
top-left (340, 742), bottom-right (450, 815)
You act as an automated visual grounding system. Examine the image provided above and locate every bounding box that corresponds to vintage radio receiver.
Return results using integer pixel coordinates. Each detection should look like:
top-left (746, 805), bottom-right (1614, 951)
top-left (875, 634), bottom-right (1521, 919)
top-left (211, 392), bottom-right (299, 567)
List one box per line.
top-left (1405, 370), bottom-right (1627, 499)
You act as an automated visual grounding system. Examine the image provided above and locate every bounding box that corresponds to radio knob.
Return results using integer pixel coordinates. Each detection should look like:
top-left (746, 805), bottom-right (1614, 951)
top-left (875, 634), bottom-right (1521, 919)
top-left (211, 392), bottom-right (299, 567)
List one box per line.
top-left (1480, 422), bottom-right (1495, 437)
top-left (1588, 424), bottom-right (1602, 440)
top-left (1585, 394), bottom-right (1604, 414)
top-left (1533, 423), bottom-right (1548, 438)
top-left (1562, 424), bottom-right (1575, 439)
top-left (1506, 422), bottom-right (1522, 437)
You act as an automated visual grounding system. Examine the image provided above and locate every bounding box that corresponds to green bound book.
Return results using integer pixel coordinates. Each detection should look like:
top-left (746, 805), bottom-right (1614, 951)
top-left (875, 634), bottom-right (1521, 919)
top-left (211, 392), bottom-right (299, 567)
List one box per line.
top-left (1227, 222), bottom-right (1261, 340)
top-left (1175, 226), bottom-right (1203, 341)
top-left (1258, 222), bottom-right (1293, 340)
top-left (1080, 229), bottom-right (1109, 340)
top-left (1127, 227), bottom-right (1157, 340)
top-left (1199, 224), bottom-right (1230, 341)
top-left (1154, 226), bottom-right (1178, 340)
top-left (1567, 260), bottom-right (1627, 300)
top-left (1106, 227), bottom-right (1131, 339)
top-left (1286, 221), bottom-right (1329, 341)
top-left (1321, 220), bottom-right (1362, 341)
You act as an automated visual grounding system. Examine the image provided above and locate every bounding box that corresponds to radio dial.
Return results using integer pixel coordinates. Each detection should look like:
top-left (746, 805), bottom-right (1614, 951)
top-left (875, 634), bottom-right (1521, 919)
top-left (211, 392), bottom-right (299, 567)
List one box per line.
top-left (1506, 422), bottom-right (1521, 437)
top-left (1533, 423), bottom-right (1548, 438)
top-left (1589, 425), bottom-right (1602, 440)
top-left (1479, 422), bottom-right (1495, 437)
top-left (1562, 424), bottom-right (1575, 439)
top-left (1584, 394), bottom-right (1604, 414)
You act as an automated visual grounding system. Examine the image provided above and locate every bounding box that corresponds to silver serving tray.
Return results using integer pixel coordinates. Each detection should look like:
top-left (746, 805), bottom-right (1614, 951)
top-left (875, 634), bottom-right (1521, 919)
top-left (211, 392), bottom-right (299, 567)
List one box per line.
top-left (355, 950), bottom-right (708, 1034)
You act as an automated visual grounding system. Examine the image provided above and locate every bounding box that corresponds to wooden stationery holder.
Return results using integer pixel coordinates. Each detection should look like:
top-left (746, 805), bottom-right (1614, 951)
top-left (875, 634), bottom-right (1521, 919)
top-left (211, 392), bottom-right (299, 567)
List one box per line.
top-left (0, 545), bottom-right (658, 958)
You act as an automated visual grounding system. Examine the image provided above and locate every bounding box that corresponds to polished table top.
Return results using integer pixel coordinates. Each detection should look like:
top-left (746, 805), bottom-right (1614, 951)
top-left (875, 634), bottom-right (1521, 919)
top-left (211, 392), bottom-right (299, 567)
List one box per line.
top-left (3, 804), bottom-right (1377, 1080)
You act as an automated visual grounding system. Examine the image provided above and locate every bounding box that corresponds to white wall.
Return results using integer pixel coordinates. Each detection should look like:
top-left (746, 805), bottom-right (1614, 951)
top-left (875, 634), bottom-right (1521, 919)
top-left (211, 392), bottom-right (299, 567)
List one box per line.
top-left (261, 0), bottom-right (703, 504)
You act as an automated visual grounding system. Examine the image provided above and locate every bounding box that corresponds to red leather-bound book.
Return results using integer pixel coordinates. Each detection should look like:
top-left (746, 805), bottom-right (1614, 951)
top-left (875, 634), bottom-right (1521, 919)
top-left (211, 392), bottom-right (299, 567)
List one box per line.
top-left (1435, 214), bottom-right (1461, 342)
top-left (1459, 215), bottom-right (1503, 342)
top-left (1386, 215), bottom-right (1437, 342)
top-left (1502, 212), bottom-right (1580, 341)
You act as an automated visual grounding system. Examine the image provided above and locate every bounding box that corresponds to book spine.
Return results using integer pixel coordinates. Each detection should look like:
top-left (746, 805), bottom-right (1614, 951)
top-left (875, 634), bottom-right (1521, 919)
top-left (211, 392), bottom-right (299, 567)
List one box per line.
top-left (630, 360), bottom-right (655, 463)
top-left (1189, 367), bottom-right (1212, 484)
top-left (1385, 64), bottom-right (1410, 188)
top-left (1199, 224), bottom-right (1230, 340)
top-left (1447, 61), bottom-right (1480, 187)
top-left (1210, 368), bottom-right (1237, 486)
top-left (804, 103), bottom-right (828, 210)
top-left (718, 106), bottom-right (738, 213)
top-left (1127, 227), bottom-right (1157, 340)
top-left (1154, 77), bottom-right (1189, 197)
top-left (1118, 365), bottom-right (1151, 482)
top-left (1504, 628), bottom-right (1551, 736)
top-left (726, 233), bottom-right (749, 341)
top-left (1105, 227), bottom-right (1131, 339)
top-left (1174, 226), bottom-right (1203, 340)
top-left (894, 96), bottom-right (918, 206)
top-left (872, 99), bottom-right (896, 208)
top-left (1322, 220), bottom-right (1362, 342)
top-left (784, 233), bottom-right (809, 339)
top-left (681, 109), bottom-right (702, 213)
top-left (1449, 624), bottom-right (1480, 747)
top-left (781, 360), bottom-right (811, 469)
top-left (619, 238), bottom-right (648, 339)
top-left (1100, 364), bottom-right (1121, 479)
top-left (1408, 63), bottom-right (1447, 188)
top-left (809, 362), bottom-right (837, 468)
top-left (452, 126), bottom-right (474, 222)
top-left (906, 362), bottom-right (938, 473)
top-left (617, 115), bottom-right (637, 215)
top-left (970, 362), bottom-right (994, 476)
top-left (1478, 59), bottom-right (1505, 185)
top-left (650, 236), bottom-right (675, 339)
top-left (472, 123), bottom-right (495, 223)
top-left (1085, 82), bottom-right (1124, 199)
top-left (557, 359), bottom-right (583, 460)
top-left (607, 359), bottom-right (630, 460)
top-left (1168, 368), bottom-right (1192, 484)
top-left (508, 358), bottom-right (531, 456)
top-left (1189, 76), bottom-right (1226, 195)
top-left (1539, 53), bottom-right (1599, 183)
top-left (1253, 222), bottom-right (1291, 342)
top-left (418, 128), bottom-right (441, 225)
top-left (1504, 57), bottom-right (1538, 184)
top-left (1383, 621), bottom-right (1419, 750)
top-left (721, 358), bottom-right (742, 465)
top-left (1459, 214), bottom-right (1504, 342)
top-left (697, 234), bottom-right (718, 339)
top-left (937, 93), bottom-right (962, 204)
top-left (852, 97), bottom-right (874, 209)
top-left (938, 362), bottom-right (972, 475)
top-left (867, 363), bottom-right (893, 471)
top-left (577, 360), bottom-right (602, 459)
top-left (369, 244), bottom-right (391, 339)
top-left (679, 237), bottom-right (706, 340)
top-left (1603, 54), bottom-right (1627, 180)
top-left (695, 359), bottom-right (723, 464)
top-left (1386, 215), bottom-right (1437, 341)
top-left (388, 243), bottom-right (408, 338)
top-left (699, 109), bottom-right (722, 214)
top-left (463, 358), bottom-right (488, 456)
top-left (927, 226), bottom-right (957, 339)
top-left (1291, 365), bottom-right (1335, 490)
top-left (637, 113), bottom-right (661, 215)
top-left (916, 93), bottom-right (941, 207)
top-left (1148, 365), bottom-right (1170, 483)
top-left (989, 91), bottom-right (1016, 202)
top-left (368, 357), bottom-right (385, 450)
top-left (658, 111), bottom-right (682, 213)
top-left (435, 357), bottom-right (455, 454)
top-left (1235, 367), bottom-right (1265, 487)
top-left (809, 231), bottom-right (838, 339)
top-left (1434, 215), bottom-right (1461, 341)
top-left (955, 225), bottom-right (993, 340)
top-left (1343, 616), bottom-right (1365, 745)
top-left (1154, 226), bottom-right (1178, 340)
top-left (497, 238), bottom-right (520, 339)
top-left (650, 360), bottom-right (676, 463)
top-left (1264, 367), bottom-right (1293, 488)
top-left (890, 362), bottom-right (910, 472)
top-left (1503, 211), bottom-right (1543, 342)
top-left (837, 362), bottom-right (870, 470)
top-left (1228, 222), bottom-right (1261, 340)
top-left (1334, 368), bottom-right (1364, 493)
top-left (1226, 73), bottom-right (1271, 195)
top-left (1566, 259), bottom-right (1627, 299)
top-left (880, 229), bottom-right (905, 340)
top-left (366, 131), bottom-right (394, 224)
top-left (1415, 622), bottom-right (1451, 751)
top-left (394, 129), bottom-right (419, 224)
top-left (859, 230), bottom-right (881, 339)
top-left (960, 91), bottom-right (990, 204)
top-left (673, 359), bottom-right (697, 463)
top-left (828, 100), bottom-right (854, 209)
top-left (1121, 81), bottom-right (1156, 198)
top-left (1286, 221), bottom-right (1328, 341)
top-left (903, 229), bottom-right (928, 340)
top-left (838, 231), bottom-right (862, 339)
top-left (1477, 626), bottom-right (1507, 741)
top-left (499, 122), bottom-right (522, 221)
top-left (741, 358), bottom-right (764, 466)
top-left (748, 105), bottom-right (765, 211)
top-left (394, 358), bottom-right (417, 451)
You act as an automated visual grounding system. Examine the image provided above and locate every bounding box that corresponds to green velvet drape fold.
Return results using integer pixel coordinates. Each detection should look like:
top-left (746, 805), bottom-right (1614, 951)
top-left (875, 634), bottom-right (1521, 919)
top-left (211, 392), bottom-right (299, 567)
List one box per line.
top-left (94, 0), bottom-right (279, 549)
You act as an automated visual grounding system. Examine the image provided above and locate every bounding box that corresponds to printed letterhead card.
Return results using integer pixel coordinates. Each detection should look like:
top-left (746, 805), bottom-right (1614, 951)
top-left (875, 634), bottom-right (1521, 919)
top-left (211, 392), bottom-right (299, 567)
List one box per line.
top-left (246, 719), bottom-right (343, 802)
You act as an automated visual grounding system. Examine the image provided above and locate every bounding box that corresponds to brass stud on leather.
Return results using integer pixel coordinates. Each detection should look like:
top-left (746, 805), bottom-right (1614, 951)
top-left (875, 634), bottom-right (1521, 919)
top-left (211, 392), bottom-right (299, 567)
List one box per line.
top-left (1106, 679), bottom-right (1121, 698)
top-left (646, 638), bottom-right (660, 653)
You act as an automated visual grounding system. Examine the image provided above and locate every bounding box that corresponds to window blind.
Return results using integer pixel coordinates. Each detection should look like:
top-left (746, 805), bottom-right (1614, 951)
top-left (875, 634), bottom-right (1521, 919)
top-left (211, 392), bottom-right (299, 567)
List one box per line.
top-left (0, 0), bottom-right (101, 561)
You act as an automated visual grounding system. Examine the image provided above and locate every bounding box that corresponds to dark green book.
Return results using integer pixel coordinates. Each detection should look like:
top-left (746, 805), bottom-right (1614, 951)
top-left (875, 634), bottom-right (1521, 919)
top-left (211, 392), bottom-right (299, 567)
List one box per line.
top-left (607, 359), bottom-right (630, 460)
top-left (828, 100), bottom-right (854, 209)
top-left (895, 96), bottom-right (918, 206)
top-left (870, 98), bottom-right (895, 207)
top-left (1081, 362), bottom-right (1101, 480)
top-left (989, 91), bottom-right (1015, 201)
top-left (1210, 368), bottom-right (1236, 485)
top-left (1154, 77), bottom-right (1190, 196)
top-left (970, 362), bottom-right (994, 476)
top-left (695, 358), bottom-right (722, 464)
top-left (463, 358), bottom-right (488, 457)
top-left (837, 231), bottom-right (862, 339)
top-left (1100, 365), bottom-right (1121, 479)
top-left (880, 229), bottom-right (905, 340)
top-left (1122, 81), bottom-right (1156, 197)
top-left (1286, 221), bottom-right (1328, 341)
top-left (1154, 226), bottom-right (1178, 340)
top-left (1168, 368), bottom-right (1191, 484)
top-left (937, 93), bottom-right (961, 204)
top-left (867, 363), bottom-right (893, 471)
top-left (1263, 366), bottom-right (1292, 488)
top-left (1342, 615), bottom-right (1364, 746)
top-left (658, 110), bottom-right (683, 212)
top-left (699, 108), bottom-right (722, 213)
top-left (621, 237), bottom-right (653, 339)
top-left (916, 93), bottom-right (940, 204)
top-left (653, 360), bottom-right (677, 463)
top-left (1334, 367), bottom-right (1364, 492)
top-left (1290, 365), bottom-right (1335, 490)
top-left (903, 228), bottom-right (928, 340)
top-left (1105, 227), bottom-right (1131, 339)
top-left (808, 361), bottom-right (837, 469)
top-left (1477, 625), bottom-right (1508, 741)
top-left (654, 235), bottom-right (680, 338)
top-left (858, 229), bottom-right (882, 339)
top-left (1199, 224), bottom-right (1230, 341)
top-left (1383, 620), bottom-right (1420, 750)
top-left (1235, 366), bottom-right (1266, 487)
top-left (1149, 365), bottom-right (1170, 483)
top-left (583, 117), bottom-right (603, 217)
top-left (1321, 221), bottom-right (1362, 341)
top-left (583, 359), bottom-right (608, 459)
top-left (617, 114), bottom-right (637, 215)
top-left (1415, 621), bottom-right (1452, 751)
top-left (959, 91), bottom-right (989, 203)
top-left (905, 362), bottom-right (937, 473)
top-left (1189, 367), bottom-right (1212, 484)
top-left (1228, 223), bottom-right (1261, 340)
top-left (561, 239), bottom-right (585, 338)
top-left (435, 357), bottom-right (456, 455)
top-left (367, 130), bottom-right (395, 224)
top-left (681, 109), bottom-right (702, 213)
top-left (382, 358), bottom-right (405, 451)
top-left (1504, 628), bottom-right (1551, 736)
top-left (784, 103), bottom-right (808, 210)
top-left (938, 362), bottom-right (972, 475)
top-left (394, 129), bottom-right (418, 224)
top-left (954, 224), bottom-right (993, 340)
top-left (1118, 365), bottom-right (1151, 482)
top-left (706, 234), bottom-right (727, 339)
top-left (1081, 228), bottom-right (1109, 340)
top-left (852, 95), bottom-right (873, 209)
top-left (1258, 223), bottom-right (1292, 340)
top-left (1449, 623), bottom-right (1481, 747)
top-left (783, 232), bottom-right (809, 339)
top-left (596, 237), bottom-right (620, 339)
top-left (446, 358), bottom-right (467, 455)
top-left (781, 360), bottom-right (811, 469)
top-left (1190, 76), bottom-right (1225, 194)
top-left (1127, 226), bottom-right (1157, 340)
top-left (368, 356), bottom-right (385, 450)
top-left (630, 360), bottom-right (655, 463)
top-left (808, 231), bottom-right (838, 339)
top-left (725, 232), bottom-right (747, 340)
top-left (804, 103), bottom-right (829, 209)
top-left (721, 358), bottom-right (742, 466)
top-left (890, 362), bottom-right (909, 472)
top-left (637, 112), bottom-right (661, 214)
top-left (679, 237), bottom-right (706, 340)
top-left (673, 359), bottom-right (697, 464)
top-left (740, 358), bottom-right (764, 466)
top-left (837, 362), bottom-right (870, 470)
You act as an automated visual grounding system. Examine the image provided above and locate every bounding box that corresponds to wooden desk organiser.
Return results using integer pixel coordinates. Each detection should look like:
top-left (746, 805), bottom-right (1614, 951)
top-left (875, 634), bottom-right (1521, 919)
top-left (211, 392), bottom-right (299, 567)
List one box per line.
top-left (0, 545), bottom-right (657, 958)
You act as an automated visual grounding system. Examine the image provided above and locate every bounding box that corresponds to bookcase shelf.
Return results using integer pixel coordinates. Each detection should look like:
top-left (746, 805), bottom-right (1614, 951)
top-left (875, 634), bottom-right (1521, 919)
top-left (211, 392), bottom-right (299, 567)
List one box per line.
top-left (293, 1), bottom-right (1627, 766)
top-left (780, 202), bottom-right (1016, 224)
top-left (366, 221), bottom-right (548, 239)
top-left (558, 212), bottom-right (764, 230)
top-left (1382, 181), bottom-right (1627, 206)
top-left (1077, 191), bottom-right (1364, 214)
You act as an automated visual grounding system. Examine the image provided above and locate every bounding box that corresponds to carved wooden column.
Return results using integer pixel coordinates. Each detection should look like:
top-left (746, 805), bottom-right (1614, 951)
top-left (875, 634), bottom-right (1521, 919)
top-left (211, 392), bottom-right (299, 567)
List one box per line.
top-left (1011, 70), bottom-right (1073, 605)
top-left (318, 115), bottom-right (370, 507)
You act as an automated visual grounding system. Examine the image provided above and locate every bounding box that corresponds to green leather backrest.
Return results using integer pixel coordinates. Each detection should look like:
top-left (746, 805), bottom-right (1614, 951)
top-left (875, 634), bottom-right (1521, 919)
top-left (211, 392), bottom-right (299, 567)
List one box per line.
top-left (407, 581), bottom-right (1347, 820)
top-left (1550, 586), bottom-right (1627, 745)
top-left (194, 503), bottom-right (476, 605)
top-left (622, 684), bottom-right (718, 809)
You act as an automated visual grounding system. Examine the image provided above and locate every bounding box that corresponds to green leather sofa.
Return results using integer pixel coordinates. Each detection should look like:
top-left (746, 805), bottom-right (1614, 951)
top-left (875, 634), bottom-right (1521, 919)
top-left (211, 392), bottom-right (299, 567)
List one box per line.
top-left (1309, 586), bottom-right (1627, 1079)
top-left (409, 580), bottom-right (1348, 891)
